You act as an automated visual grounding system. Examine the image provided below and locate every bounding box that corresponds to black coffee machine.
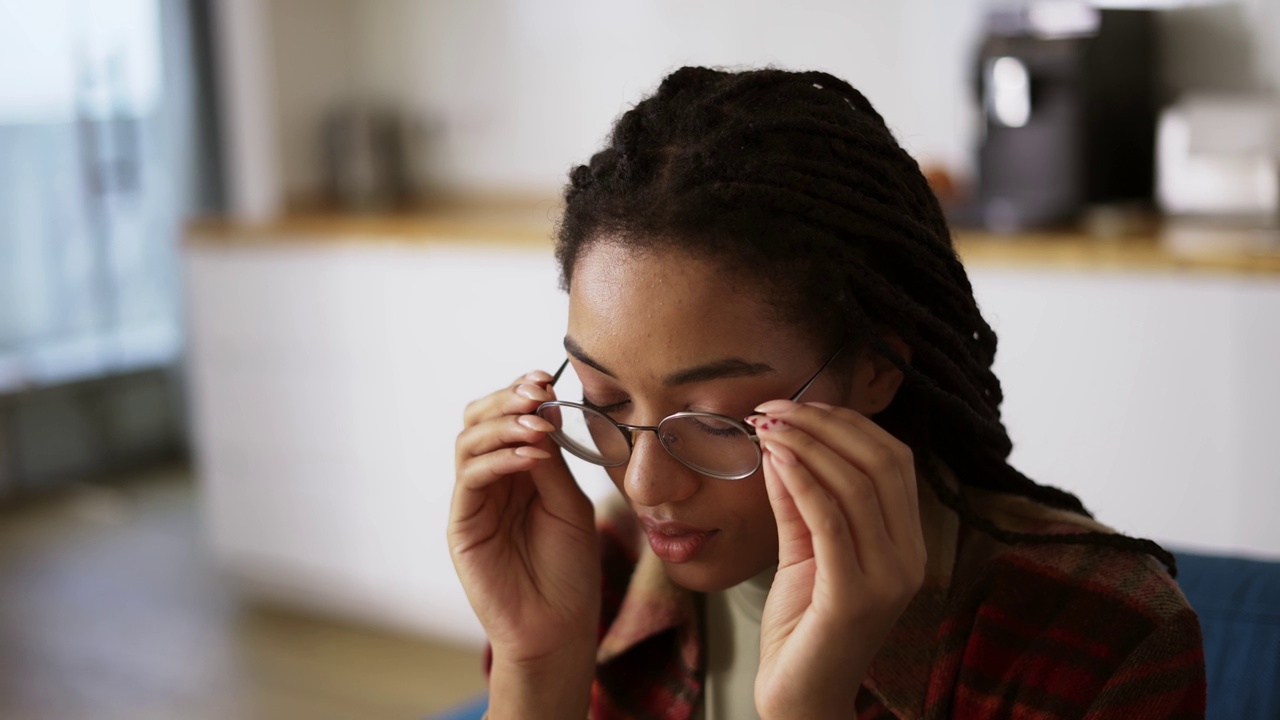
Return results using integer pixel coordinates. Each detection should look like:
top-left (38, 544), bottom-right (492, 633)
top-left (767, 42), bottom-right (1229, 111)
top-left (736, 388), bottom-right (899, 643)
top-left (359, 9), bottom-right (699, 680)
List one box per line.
top-left (971, 3), bottom-right (1158, 231)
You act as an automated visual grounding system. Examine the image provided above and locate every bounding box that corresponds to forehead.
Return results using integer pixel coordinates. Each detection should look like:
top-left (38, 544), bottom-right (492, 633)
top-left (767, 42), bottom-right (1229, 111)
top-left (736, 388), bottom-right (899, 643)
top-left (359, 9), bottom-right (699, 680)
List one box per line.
top-left (566, 242), bottom-right (806, 377)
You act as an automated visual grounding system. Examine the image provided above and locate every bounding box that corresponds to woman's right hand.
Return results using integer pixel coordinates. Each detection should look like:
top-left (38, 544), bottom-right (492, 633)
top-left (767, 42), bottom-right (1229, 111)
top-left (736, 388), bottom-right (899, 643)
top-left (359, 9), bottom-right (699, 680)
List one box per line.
top-left (450, 371), bottom-right (601, 674)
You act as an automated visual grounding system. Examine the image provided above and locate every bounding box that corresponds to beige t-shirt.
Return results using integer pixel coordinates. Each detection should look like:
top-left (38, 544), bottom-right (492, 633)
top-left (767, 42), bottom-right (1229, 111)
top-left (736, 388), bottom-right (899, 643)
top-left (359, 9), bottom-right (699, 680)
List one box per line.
top-left (700, 565), bottom-right (777, 720)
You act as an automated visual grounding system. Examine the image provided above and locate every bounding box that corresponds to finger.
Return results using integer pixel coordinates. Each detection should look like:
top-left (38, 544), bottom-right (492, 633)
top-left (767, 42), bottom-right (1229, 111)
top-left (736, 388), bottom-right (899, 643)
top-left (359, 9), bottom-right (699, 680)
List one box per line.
top-left (762, 445), bottom-right (812, 568)
top-left (463, 376), bottom-right (555, 428)
top-left (456, 446), bottom-right (546, 494)
top-left (525, 434), bottom-right (593, 523)
top-left (456, 414), bottom-right (557, 465)
top-left (761, 428), bottom-right (898, 577)
top-left (802, 402), bottom-right (921, 530)
top-left (791, 403), bottom-right (927, 569)
top-left (765, 447), bottom-right (862, 582)
top-left (816, 405), bottom-right (922, 557)
top-left (451, 447), bottom-right (540, 529)
top-left (755, 410), bottom-right (913, 549)
top-left (753, 404), bottom-right (918, 551)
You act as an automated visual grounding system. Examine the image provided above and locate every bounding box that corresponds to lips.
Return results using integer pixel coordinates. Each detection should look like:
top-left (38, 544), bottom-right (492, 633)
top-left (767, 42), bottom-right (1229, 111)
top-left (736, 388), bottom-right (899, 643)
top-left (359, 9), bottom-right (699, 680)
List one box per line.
top-left (640, 517), bottom-right (718, 564)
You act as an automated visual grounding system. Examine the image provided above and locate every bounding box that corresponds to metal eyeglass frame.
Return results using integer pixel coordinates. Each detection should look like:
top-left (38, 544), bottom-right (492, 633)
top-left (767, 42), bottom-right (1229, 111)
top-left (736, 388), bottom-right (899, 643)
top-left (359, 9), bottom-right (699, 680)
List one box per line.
top-left (536, 344), bottom-right (845, 480)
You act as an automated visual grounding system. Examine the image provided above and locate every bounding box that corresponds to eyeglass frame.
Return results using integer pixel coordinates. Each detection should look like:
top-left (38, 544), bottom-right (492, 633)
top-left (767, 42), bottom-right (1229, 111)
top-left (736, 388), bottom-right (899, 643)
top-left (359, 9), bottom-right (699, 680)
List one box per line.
top-left (536, 343), bottom-right (846, 480)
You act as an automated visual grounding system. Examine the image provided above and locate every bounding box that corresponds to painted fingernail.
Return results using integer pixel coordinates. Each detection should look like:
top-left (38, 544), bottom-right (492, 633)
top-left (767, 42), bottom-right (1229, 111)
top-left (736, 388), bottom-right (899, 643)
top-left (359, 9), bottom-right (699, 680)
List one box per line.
top-left (754, 399), bottom-right (799, 415)
top-left (765, 442), bottom-right (797, 465)
top-left (804, 401), bottom-right (834, 410)
top-left (515, 384), bottom-right (547, 401)
top-left (514, 445), bottom-right (551, 460)
top-left (517, 415), bottom-right (555, 432)
top-left (524, 370), bottom-right (553, 383)
top-left (745, 415), bottom-right (789, 431)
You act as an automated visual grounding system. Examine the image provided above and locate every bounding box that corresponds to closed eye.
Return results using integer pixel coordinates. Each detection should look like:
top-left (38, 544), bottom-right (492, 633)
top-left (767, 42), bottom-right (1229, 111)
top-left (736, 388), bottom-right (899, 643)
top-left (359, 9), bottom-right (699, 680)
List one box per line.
top-left (690, 415), bottom-right (746, 438)
top-left (583, 397), bottom-right (630, 415)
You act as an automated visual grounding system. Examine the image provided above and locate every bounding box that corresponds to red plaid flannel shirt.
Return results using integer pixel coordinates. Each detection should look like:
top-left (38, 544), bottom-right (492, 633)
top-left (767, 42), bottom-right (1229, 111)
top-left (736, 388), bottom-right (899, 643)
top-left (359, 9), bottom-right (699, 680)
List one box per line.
top-left (487, 471), bottom-right (1207, 719)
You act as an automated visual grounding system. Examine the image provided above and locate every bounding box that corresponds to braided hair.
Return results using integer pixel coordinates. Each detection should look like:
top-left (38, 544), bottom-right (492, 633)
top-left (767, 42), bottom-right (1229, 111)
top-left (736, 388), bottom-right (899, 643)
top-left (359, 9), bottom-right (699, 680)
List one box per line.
top-left (555, 66), bottom-right (1178, 577)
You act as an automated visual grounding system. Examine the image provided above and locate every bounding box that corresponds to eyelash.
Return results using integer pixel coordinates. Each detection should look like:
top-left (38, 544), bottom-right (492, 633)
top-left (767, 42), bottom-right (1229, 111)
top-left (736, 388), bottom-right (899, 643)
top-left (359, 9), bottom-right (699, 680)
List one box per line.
top-left (583, 396), bottom-right (630, 414)
top-left (583, 397), bottom-right (745, 427)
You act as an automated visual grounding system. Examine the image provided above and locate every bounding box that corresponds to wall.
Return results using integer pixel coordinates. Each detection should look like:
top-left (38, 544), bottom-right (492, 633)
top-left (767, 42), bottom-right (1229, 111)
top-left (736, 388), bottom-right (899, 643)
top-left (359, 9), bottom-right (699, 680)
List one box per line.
top-left (350, 0), bottom-right (986, 193)
top-left (972, 268), bottom-right (1280, 554)
top-left (262, 0), bottom-right (1280, 200)
top-left (263, 0), bottom-right (358, 204)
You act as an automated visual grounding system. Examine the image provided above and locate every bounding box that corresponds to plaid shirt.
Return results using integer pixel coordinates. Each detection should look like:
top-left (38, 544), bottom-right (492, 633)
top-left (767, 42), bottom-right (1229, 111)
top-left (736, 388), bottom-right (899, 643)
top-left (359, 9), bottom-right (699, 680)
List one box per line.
top-left (582, 470), bottom-right (1206, 720)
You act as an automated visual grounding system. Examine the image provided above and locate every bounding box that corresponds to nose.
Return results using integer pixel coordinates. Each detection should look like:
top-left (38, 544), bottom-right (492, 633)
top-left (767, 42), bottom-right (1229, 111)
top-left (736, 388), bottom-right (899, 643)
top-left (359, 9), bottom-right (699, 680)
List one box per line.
top-left (622, 430), bottom-right (700, 508)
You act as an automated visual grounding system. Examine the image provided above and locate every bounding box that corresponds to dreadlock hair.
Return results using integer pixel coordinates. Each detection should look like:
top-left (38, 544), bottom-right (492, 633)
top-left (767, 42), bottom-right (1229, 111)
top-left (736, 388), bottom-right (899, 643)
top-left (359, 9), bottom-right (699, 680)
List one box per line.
top-left (554, 66), bottom-right (1177, 577)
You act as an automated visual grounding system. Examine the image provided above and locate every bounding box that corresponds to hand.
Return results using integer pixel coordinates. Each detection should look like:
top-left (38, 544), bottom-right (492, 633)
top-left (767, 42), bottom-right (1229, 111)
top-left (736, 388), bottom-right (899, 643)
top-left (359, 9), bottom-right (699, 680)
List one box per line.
top-left (449, 372), bottom-right (600, 687)
top-left (748, 400), bottom-right (927, 720)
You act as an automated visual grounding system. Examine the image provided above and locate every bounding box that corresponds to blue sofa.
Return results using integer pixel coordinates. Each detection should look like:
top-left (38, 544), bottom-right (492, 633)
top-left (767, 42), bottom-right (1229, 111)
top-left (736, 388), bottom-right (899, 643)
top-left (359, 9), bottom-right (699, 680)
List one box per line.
top-left (430, 551), bottom-right (1280, 720)
top-left (1174, 550), bottom-right (1280, 720)
top-left (430, 694), bottom-right (488, 720)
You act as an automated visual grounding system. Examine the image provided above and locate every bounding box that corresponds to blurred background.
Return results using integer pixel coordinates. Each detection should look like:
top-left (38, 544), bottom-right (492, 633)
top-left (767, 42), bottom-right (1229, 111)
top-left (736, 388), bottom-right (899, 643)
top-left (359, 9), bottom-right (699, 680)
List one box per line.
top-left (1, 0), bottom-right (1278, 718)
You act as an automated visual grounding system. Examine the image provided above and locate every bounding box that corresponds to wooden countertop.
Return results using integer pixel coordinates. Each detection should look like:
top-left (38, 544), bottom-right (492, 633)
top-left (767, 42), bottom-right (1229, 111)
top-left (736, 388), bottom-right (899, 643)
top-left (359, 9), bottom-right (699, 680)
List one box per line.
top-left (953, 227), bottom-right (1280, 275)
top-left (186, 204), bottom-right (1280, 276)
top-left (186, 201), bottom-right (560, 248)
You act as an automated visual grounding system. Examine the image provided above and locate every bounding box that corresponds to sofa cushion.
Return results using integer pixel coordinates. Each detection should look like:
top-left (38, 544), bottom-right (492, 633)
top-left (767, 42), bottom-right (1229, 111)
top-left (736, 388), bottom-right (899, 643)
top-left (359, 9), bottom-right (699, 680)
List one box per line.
top-left (1174, 550), bottom-right (1280, 720)
top-left (429, 693), bottom-right (488, 720)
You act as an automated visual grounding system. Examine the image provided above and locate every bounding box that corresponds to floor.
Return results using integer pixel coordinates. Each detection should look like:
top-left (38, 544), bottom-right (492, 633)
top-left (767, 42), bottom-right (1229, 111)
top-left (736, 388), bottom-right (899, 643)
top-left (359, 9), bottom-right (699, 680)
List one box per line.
top-left (0, 467), bottom-right (487, 720)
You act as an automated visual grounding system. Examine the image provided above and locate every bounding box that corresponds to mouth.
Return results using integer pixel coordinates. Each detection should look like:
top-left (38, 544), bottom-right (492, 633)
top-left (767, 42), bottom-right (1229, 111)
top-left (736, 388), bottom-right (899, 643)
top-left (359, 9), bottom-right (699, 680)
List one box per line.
top-left (640, 517), bottom-right (719, 564)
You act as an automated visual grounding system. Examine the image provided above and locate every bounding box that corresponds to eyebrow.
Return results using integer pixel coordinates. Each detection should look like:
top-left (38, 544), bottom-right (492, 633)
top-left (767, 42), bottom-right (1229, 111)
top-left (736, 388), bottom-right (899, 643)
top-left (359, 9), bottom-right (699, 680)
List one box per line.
top-left (564, 336), bottom-right (776, 386)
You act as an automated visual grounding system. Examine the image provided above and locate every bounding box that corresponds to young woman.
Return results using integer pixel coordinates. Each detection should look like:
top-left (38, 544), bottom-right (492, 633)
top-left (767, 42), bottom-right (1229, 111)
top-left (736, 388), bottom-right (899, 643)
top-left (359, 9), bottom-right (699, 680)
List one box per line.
top-left (450, 67), bottom-right (1205, 719)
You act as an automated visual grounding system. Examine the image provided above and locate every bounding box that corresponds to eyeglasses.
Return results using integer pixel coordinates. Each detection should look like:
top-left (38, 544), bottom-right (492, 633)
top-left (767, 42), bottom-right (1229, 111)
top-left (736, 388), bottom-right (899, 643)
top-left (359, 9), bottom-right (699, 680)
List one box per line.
top-left (535, 345), bottom-right (844, 480)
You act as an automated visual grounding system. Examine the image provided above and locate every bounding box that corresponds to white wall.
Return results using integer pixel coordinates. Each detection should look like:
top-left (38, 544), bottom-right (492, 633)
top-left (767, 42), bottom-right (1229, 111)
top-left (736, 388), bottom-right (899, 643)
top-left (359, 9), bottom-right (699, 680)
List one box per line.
top-left (348, 0), bottom-right (987, 193)
top-left (971, 268), bottom-right (1280, 556)
top-left (264, 0), bottom-right (359, 202)
top-left (261, 0), bottom-right (1280, 200)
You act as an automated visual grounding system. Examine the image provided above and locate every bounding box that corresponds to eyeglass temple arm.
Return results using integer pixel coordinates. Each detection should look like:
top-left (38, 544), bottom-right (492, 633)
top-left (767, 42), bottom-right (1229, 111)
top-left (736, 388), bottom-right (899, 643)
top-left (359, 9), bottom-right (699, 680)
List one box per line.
top-left (550, 358), bottom-right (571, 385)
top-left (788, 343), bottom-right (847, 402)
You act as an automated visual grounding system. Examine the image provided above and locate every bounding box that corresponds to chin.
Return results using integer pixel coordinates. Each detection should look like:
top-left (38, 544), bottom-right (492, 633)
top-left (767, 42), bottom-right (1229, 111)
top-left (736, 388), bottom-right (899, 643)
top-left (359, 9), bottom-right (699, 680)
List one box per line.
top-left (661, 556), bottom-right (768, 593)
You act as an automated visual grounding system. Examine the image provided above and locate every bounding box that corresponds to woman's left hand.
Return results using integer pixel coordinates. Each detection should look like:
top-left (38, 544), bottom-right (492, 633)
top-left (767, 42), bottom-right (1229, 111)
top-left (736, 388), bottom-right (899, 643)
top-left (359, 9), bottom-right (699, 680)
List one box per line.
top-left (748, 399), bottom-right (927, 720)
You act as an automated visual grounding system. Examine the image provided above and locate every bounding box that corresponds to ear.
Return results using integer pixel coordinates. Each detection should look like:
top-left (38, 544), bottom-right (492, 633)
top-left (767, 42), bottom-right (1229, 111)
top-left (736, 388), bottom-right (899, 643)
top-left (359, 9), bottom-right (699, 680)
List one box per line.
top-left (845, 335), bottom-right (911, 416)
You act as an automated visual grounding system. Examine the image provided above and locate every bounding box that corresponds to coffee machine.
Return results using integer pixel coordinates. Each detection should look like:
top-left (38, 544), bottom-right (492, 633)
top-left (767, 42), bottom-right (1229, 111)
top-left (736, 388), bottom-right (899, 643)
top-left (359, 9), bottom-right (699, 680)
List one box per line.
top-left (972, 2), bottom-right (1158, 231)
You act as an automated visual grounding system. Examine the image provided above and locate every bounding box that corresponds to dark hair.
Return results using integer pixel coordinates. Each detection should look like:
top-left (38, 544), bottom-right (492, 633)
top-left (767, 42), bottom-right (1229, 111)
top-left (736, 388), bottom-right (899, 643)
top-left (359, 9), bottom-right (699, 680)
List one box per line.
top-left (555, 66), bottom-right (1177, 576)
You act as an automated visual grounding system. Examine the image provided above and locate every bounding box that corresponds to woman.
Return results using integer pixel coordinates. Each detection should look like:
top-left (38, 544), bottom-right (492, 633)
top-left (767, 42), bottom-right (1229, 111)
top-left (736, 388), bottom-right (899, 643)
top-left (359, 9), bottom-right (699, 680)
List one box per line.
top-left (450, 67), bottom-right (1205, 719)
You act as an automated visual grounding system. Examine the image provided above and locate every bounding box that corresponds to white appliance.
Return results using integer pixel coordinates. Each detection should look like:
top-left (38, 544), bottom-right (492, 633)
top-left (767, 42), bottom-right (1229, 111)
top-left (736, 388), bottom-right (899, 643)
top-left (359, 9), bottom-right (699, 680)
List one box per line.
top-left (1157, 94), bottom-right (1280, 217)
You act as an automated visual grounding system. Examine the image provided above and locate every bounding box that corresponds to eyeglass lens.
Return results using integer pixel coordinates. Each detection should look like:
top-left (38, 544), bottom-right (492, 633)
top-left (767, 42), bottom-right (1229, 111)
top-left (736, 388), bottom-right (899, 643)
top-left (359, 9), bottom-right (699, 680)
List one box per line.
top-left (536, 403), bottom-right (759, 478)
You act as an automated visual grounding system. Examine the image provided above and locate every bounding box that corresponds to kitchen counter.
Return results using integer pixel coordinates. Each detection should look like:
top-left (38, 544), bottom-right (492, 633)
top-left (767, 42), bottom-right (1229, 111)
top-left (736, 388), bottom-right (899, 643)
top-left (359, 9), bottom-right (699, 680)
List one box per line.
top-left (186, 203), bottom-right (1280, 275)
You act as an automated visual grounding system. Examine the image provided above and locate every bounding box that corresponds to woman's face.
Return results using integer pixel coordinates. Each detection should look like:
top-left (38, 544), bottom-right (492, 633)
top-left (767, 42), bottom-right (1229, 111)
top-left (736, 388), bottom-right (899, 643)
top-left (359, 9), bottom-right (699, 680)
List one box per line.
top-left (566, 242), bottom-right (863, 592)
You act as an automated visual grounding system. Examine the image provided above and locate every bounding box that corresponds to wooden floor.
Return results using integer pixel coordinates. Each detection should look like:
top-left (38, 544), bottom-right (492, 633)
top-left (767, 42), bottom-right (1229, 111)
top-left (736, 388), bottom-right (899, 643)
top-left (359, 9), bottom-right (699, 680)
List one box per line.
top-left (0, 468), bottom-right (487, 720)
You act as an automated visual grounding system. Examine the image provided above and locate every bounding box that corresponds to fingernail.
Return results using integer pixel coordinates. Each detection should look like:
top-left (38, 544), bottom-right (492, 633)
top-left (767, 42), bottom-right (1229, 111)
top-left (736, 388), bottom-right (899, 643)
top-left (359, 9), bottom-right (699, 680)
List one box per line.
top-left (514, 445), bottom-right (551, 460)
top-left (754, 399), bottom-right (799, 415)
top-left (517, 415), bottom-right (555, 433)
top-left (765, 442), bottom-right (797, 465)
top-left (805, 401), bottom-right (834, 410)
top-left (525, 370), bottom-right (553, 383)
top-left (515, 384), bottom-right (547, 401)
top-left (747, 415), bottom-right (788, 430)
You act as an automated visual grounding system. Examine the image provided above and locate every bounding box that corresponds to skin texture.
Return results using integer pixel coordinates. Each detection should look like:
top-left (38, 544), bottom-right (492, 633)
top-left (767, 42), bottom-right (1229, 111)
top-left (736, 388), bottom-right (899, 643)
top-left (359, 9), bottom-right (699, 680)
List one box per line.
top-left (450, 242), bottom-right (927, 719)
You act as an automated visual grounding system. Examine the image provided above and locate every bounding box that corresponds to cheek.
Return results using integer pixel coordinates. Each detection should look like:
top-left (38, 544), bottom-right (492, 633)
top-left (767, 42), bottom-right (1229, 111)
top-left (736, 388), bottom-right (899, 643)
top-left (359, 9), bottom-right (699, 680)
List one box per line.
top-left (734, 477), bottom-right (780, 542)
top-left (732, 476), bottom-right (775, 519)
top-left (703, 474), bottom-right (778, 546)
top-left (605, 466), bottom-right (626, 493)
top-left (714, 476), bottom-right (781, 576)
